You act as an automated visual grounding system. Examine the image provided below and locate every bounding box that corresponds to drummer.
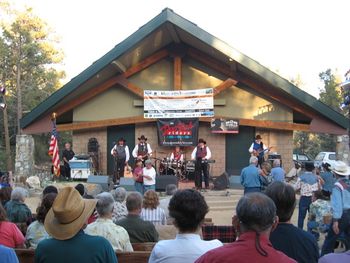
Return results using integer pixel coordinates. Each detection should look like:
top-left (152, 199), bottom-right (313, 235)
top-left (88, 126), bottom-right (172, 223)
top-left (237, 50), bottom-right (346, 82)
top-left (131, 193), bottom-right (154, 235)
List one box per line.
top-left (170, 146), bottom-right (184, 163)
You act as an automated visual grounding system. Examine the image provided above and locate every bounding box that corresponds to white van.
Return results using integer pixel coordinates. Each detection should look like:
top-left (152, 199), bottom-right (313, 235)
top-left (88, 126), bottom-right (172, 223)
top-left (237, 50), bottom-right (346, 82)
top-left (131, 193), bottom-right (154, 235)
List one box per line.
top-left (314, 152), bottom-right (337, 168)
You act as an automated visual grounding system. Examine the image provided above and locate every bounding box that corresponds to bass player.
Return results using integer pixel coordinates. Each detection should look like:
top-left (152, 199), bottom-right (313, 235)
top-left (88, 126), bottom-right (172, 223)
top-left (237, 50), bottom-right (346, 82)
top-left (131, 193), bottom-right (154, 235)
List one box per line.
top-left (248, 134), bottom-right (271, 167)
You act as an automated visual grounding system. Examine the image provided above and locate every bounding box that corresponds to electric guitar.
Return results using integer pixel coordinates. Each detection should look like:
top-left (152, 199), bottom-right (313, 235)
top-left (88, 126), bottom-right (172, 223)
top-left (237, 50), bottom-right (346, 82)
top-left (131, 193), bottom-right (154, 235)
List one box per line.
top-left (252, 147), bottom-right (273, 157)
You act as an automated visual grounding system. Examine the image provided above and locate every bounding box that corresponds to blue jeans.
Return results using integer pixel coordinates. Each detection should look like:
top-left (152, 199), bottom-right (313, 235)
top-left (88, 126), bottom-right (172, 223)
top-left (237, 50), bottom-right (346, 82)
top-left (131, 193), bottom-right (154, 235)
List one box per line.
top-left (134, 182), bottom-right (143, 195)
top-left (298, 196), bottom-right (312, 229)
top-left (143, 184), bottom-right (155, 193)
top-left (321, 210), bottom-right (350, 255)
top-left (307, 220), bottom-right (320, 240)
top-left (244, 187), bottom-right (261, 195)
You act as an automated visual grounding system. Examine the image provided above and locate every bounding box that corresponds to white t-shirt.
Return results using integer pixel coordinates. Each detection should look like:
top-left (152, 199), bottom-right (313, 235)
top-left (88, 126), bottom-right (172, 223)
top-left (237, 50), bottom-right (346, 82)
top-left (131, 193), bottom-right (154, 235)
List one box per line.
top-left (143, 167), bottom-right (156, 185)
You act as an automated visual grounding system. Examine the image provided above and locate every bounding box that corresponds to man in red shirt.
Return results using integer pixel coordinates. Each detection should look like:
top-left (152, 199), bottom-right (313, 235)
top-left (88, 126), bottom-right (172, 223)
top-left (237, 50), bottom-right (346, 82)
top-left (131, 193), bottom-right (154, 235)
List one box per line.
top-left (195, 192), bottom-right (296, 263)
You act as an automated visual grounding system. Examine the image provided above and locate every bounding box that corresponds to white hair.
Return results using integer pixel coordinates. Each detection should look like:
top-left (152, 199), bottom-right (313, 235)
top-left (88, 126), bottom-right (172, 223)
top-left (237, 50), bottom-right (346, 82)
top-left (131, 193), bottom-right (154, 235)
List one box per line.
top-left (11, 187), bottom-right (29, 201)
top-left (111, 187), bottom-right (127, 203)
top-left (273, 159), bottom-right (281, 167)
top-left (249, 156), bottom-right (258, 164)
top-left (95, 192), bottom-right (115, 216)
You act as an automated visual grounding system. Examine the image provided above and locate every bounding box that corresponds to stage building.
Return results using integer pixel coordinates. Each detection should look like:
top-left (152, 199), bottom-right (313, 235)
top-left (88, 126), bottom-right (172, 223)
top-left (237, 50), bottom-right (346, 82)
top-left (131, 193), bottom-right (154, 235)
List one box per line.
top-left (21, 8), bottom-right (348, 177)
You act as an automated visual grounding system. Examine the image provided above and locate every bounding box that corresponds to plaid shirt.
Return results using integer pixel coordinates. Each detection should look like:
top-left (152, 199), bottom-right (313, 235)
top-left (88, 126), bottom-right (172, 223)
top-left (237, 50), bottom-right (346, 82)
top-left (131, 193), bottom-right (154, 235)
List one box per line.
top-left (201, 225), bottom-right (236, 243)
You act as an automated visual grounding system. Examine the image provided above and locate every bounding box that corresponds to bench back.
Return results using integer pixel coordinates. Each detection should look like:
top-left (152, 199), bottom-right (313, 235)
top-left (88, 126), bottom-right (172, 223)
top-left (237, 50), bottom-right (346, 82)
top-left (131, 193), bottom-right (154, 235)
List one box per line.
top-left (132, 242), bottom-right (156, 251)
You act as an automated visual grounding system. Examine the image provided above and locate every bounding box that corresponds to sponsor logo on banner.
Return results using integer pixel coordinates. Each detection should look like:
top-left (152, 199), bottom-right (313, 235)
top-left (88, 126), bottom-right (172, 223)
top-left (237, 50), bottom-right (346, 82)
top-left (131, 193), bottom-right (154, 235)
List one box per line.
top-left (211, 118), bottom-right (239, 133)
top-left (144, 88), bottom-right (214, 118)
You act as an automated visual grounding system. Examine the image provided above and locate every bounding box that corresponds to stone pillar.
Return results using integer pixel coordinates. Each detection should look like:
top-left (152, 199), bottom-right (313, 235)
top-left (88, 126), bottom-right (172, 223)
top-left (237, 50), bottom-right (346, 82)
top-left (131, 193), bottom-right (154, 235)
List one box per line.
top-left (15, 135), bottom-right (35, 182)
top-left (336, 135), bottom-right (349, 165)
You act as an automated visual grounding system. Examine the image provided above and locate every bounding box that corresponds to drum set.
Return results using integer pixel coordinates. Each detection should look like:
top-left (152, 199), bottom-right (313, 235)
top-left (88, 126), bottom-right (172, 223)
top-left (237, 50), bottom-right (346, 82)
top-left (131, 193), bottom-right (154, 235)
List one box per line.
top-left (157, 157), bottom-right (195, 181)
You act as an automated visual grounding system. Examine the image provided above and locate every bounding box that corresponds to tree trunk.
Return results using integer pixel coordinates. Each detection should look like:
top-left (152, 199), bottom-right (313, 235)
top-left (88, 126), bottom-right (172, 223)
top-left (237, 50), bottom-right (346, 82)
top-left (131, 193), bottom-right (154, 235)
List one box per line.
top-left (16, 59), bottom-right (22, 135)
top-left (2, 95), bottom-right (13, 171)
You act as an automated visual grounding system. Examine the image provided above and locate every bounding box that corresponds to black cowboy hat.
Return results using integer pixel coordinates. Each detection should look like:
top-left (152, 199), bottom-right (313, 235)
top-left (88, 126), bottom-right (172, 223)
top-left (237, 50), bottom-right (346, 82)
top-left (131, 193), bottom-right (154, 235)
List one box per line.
top-left (138, 135), bottom-right (147, 141)
top-left (198, 138), bottom-right (206, 144)
top-left (255, 135), bottom-right (262, 140)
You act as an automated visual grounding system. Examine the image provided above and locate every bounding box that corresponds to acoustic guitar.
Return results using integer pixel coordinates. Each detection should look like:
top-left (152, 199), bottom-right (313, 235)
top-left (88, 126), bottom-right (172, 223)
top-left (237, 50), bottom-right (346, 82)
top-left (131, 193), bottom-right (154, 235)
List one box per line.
top-left (252, 146), bottom-right (273, 157)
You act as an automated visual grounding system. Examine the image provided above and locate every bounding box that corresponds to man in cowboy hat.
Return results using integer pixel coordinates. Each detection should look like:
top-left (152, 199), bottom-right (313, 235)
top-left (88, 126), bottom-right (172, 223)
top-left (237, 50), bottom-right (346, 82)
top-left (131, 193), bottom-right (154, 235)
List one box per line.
top-left (110, 137), bottom-right (130, 184)
top-left (248, 135), bottom-right (271, 167)
top-left (132, 135), bottom-right (153, 163)
top-left (35, 187), bottom-right (117, 263)
top-left (321, 161), bottom-right (350, 256)
top-left (191, 138), bottom-right (212, 190)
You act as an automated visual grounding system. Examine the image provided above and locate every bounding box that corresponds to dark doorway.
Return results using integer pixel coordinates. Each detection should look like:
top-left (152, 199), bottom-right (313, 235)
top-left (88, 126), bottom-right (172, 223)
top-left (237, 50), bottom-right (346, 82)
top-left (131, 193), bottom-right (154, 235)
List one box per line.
top-left (225, 126), bottom-right (255, 175)
top-left (107, 125), bottom-right (135, 175)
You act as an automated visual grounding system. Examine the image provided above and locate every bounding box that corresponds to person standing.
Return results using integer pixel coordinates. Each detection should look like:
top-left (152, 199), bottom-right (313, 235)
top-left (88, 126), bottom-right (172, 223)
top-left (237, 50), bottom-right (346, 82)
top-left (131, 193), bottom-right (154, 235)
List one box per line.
top-left (270, 159), bottom-right (285, 182)
top-left (62, 142), bottom-right (75, 180)
top-left (191, 139), bottom-right (211, 191)
top-left (240, 156), bottom-right (261, 194)
top-left (132, 135), bottom-right (152, 163)
top-left (248, 135), bottom-right (270, 167)
top-left (321, 161), bottom-right (350, 256)
top-left (142, 160), bottom-right (156, 192)
top-left (320, 162), bottom-right (336, 199)
top-left (133, 160), bottom-right (144, 195)
top-left (110, 137), bottom-right (130, 184)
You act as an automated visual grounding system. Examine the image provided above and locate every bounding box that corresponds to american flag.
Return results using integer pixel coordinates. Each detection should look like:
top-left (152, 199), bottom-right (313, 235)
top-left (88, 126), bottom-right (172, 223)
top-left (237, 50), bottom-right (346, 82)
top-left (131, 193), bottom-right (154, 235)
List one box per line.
top-left (48, 119), bottom-right (60, 177)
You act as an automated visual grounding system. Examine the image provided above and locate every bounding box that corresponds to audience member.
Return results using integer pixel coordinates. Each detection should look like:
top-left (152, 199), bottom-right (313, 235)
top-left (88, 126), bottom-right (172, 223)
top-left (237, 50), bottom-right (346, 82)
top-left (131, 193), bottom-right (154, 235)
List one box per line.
top-left (35, 187), bottom-right (117, 263)
top-left (259, 161), bottom-right (272, 192)
top-left (270, 159), bottom-right (285, 182)
top-left (196, 192), bottom-right (295, 263)
top-left (320, 162), bottom-right (336, 199)
top-left (0, 244), bottom-right (19, 263)
top-left (4, 187), bottom-right (32, 235)
top-left (307, 190), bottom-right (332, 240)
top-left (141, 190), bottom-right (166, 225)
top-left (26, 193), bottom-right (57, 248)
top-left (240, 156), bottom-right (261, 194)
top-left (159, 184), bottom-right (177, 224)
top-left (321, 161), bottom-right (350, 256)
top-left (75, 183), bottom-right (85, 196)
top-left (266, 181), bottom-right (319, 263)
top-left (116, 192), bottom-right (158, 243)
top-left (42, 185), bottom-right (58, 197)
top-left (0, 186), bottom-right (12, 207)
top-left (111, 187), bottom-right (128, 223)
top-left (0, 203), bottom-right (25, 248)
top-left (149, 189), bottom-right (222, 263)
top-left (294, 161), bottom-right (320, 229)
top-left (142, 159), bottom-right (156, 192)
top-left (133, 159), bottom-right (144, 194)
top-left (85, 192), bottom-right (133, 251)
top-left (319, 250), bottom-right (350, 263)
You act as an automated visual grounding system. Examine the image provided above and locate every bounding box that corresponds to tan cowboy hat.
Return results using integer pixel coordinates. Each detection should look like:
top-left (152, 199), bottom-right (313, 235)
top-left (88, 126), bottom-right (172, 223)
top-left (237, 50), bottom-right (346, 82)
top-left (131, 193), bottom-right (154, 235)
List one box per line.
top-left (44, 187), bottom-right (97, 240)
top-left (332, 161), bottom-right (350, 176)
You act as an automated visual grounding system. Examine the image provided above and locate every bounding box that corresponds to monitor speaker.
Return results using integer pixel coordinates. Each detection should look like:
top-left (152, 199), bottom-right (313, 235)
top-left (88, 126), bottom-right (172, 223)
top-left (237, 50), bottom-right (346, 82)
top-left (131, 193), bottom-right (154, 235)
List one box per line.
top-left (87, 175), bottom-right (109, 192)
top-left (213, 172), bottom-right (229, 190)
top-left (155, 175), bottom-right (178, 192)
top-left (119, 177), bottom-right (136, 191)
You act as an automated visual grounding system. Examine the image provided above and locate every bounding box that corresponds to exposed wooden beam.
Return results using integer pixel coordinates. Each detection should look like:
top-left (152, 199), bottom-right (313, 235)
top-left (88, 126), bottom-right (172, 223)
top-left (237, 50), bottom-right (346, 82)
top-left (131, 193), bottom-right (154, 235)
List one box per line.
top-left (213, 78), bottom-right (237, 96)
top-left (174, 56), bottom-right (182, 90)
top-left (121, 81), bottom-right (144, 98)
top-left (57, 116), bottom-right (154, 131)
top-left (200, 117), bottom-right (310, 132)
top-left (124, 49), bottom-right (169, 78)
top-left (55, 74), bottom-right (127, 117)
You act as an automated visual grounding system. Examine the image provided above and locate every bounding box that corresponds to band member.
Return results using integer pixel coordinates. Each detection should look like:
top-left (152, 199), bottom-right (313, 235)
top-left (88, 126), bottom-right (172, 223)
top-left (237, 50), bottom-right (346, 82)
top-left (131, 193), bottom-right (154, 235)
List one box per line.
top-left (248, 135), bottom-right (270, 167)
top-left (191, 138), bottom-right (212, 190)
top-left (110, 137), bottom-right (130, 184)
top-left (170, 146), bottom-right (184, 162)
top-left (62, 142), bottom-right (75, 180)
top-left (132, 135), bottom-right (152, 162)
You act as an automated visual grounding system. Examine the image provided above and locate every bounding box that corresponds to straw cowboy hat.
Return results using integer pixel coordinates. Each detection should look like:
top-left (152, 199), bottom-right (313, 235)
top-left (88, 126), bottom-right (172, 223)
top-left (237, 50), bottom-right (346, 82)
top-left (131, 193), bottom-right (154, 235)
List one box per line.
top-left (332, 161), bottom-right (350, 177)
top-left (44, 187), bottom-right (97, 240)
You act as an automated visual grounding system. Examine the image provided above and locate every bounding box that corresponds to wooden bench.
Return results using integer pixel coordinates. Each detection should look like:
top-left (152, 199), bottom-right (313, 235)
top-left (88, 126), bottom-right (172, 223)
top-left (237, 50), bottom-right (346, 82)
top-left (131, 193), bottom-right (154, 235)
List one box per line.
top-left (131, 242), bottom-right (156, 251)
top-left (15, 249), bottom-right (151, 263)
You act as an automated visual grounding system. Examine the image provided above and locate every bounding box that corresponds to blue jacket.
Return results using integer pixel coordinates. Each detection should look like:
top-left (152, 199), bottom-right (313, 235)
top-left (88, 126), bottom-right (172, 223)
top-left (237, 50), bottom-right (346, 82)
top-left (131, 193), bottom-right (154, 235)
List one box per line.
top-left (240, 164), bottom-right (260, 188)
top-left (320, 171), bottom-right (336, 192)
top-left (331, 178), bottom-right (350, 219)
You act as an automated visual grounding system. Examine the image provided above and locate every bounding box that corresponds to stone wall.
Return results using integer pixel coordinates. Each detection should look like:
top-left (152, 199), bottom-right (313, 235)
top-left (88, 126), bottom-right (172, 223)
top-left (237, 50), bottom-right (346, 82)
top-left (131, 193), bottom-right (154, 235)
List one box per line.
top-left (72, 128), bottom-right (107, 173)
top-left (256, 129), bottom-right (294, 171)
top-left (15, 135), bottom-right (35, 180)
top-left (336, 135), bottom-right (349, 165)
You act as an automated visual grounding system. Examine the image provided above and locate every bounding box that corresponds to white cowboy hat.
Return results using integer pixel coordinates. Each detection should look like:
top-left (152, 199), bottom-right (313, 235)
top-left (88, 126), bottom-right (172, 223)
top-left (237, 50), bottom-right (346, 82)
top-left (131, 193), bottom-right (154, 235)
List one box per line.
top-left (332, 161), bottom-right (350, 176)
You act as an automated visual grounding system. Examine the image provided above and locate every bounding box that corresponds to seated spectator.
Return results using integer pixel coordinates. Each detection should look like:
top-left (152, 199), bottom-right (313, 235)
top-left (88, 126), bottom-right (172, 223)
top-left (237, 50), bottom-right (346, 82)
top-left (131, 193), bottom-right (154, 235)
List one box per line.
top-left (0, 185), bottom-right (12, 207)
top-left (85, 192), bottom-right (133, 251)
top-left (141, 190), bottom-right (166, 225)
top-left (0, 203), bottom-right (25, 248)
top-left (307, 190), bottom-right (332, 240)
top-left (159, 184), bottom-right (177, 224)
top-left (116, 192), bottom-right (158, 243)
top-left (319, 250), bottom-right (350, 263)
top-left (42, 185), bottom-right (58, 197)
top-left (4, 187), bottom-right (32, 235)
top-left (35, 187), bottom-right (117, 263)
top-left (149, 189), bottom-right (222, 263)
top-left (111, 187), bottom-right (128, 223)
top-left (0, 244), bottom-right (19, 263)
top-left (26, 193), bottom-right (57, 248)
top-left (75, 183), bottom-right (85, 196)
top-left (266, 181), bottom-right (319, 263)
top-left (195, 192), bottom-right (295, 263)
top-left (270, 159), bottom-right (285, 182)
top-left (259, 162), bottom-right (272, 192)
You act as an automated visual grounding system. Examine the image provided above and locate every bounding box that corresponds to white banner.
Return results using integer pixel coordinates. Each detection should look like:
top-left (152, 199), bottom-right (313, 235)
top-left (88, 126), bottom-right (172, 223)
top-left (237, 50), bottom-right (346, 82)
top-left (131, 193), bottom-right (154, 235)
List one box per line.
top-left (144, 88), bottom-right (214, 118)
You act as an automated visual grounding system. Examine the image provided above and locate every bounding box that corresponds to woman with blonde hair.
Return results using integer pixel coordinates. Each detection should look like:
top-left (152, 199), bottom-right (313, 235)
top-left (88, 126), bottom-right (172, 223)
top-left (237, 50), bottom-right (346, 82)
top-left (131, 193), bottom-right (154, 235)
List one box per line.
top-left (141, 190), bottom-right (166, 225)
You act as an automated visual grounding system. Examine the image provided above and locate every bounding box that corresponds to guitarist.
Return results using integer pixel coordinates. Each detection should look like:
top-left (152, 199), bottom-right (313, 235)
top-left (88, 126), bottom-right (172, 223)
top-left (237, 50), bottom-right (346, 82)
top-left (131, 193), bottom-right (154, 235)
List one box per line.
top-left (248, 135), bottom-right (270, 167)
top-left (132, 135), bottom-right (153, 164)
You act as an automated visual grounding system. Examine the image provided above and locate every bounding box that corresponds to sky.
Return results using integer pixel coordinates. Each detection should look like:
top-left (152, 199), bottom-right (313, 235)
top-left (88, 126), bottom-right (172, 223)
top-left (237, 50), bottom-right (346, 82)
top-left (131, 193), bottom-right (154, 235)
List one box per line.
top-left (10, 0), bottom-right (350, 98)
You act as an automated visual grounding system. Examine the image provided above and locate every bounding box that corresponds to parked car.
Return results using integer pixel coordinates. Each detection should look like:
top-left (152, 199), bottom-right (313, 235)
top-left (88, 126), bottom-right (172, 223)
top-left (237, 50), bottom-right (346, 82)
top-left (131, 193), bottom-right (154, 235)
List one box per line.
top-left (314, 152), bottom-right (337, 168)
top-left (293, 153), bottom-right (312, 167)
